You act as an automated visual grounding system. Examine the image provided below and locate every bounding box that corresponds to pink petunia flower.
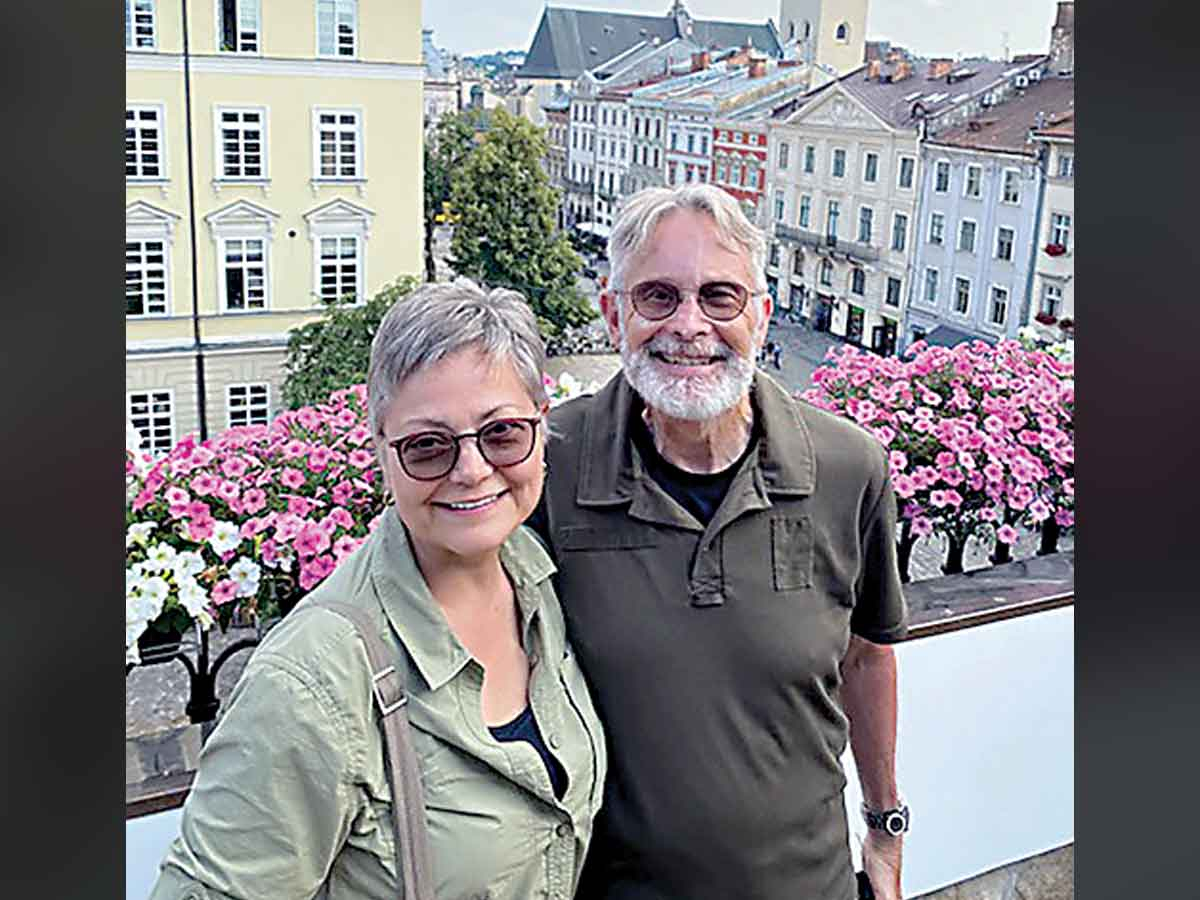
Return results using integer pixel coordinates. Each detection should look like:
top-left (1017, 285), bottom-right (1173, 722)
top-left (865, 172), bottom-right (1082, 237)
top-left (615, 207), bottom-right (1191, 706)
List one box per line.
top-left (995, 524), bottom-right (1020, 545)
top-left (293, 523), bottom-right (332, 558)
top-left (279, 468), bottom-right (306, 489)
top-left (211, 579), bottom-right (239, 606)
top-left (241, 488), bottom-right (267, 515)
top-left (911, 516), bottom-right (934, 538)
top-left (189, 473), bottom-right (218, 497)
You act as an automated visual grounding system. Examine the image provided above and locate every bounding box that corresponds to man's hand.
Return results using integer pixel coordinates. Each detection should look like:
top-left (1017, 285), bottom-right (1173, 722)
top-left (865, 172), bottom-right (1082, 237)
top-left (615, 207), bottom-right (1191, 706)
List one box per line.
top-left (861, 830), bottom-right (903, 900)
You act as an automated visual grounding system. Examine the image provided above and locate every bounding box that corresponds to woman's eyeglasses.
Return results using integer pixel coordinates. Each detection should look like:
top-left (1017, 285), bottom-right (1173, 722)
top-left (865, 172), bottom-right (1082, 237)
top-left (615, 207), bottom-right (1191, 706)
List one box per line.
top-left (621, 279), bottom-right (752, 322)
top-left (388, 416), bottom-right (541, 481)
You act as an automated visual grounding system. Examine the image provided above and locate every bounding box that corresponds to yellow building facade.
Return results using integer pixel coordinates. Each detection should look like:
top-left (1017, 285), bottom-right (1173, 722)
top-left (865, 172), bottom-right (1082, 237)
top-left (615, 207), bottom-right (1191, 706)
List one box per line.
top-left (126, 0), bottom-right (423, 453)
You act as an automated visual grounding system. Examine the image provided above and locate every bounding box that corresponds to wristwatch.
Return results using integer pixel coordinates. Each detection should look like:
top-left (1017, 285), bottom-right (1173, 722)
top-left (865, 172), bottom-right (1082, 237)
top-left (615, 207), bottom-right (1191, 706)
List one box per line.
top-left (862, 802), bottom-right (910, 836)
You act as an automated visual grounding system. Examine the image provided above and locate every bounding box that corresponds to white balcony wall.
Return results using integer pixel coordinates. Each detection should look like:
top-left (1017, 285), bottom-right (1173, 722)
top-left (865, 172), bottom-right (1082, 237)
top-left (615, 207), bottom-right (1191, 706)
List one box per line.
top-left (128, 608), bottom-right (1073, 899)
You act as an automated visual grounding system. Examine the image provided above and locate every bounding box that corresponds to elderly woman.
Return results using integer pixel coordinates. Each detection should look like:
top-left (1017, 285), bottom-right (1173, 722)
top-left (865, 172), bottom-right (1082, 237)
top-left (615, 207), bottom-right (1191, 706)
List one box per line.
top-left (149, 279), bottom-right (607, 900)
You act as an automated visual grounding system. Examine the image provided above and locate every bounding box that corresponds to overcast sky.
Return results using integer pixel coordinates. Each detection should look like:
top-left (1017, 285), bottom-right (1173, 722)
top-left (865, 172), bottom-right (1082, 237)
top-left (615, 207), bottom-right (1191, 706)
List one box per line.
top-left (423, 0), bottom-right (1063, 60)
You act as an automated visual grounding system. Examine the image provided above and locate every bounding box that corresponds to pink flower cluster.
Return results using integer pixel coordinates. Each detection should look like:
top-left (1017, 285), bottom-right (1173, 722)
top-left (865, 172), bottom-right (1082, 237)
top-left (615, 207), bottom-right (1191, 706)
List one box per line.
top-left (800, 339), bottom-right (1074, 546)
top-left (126, 384), bottom-right (387, 625)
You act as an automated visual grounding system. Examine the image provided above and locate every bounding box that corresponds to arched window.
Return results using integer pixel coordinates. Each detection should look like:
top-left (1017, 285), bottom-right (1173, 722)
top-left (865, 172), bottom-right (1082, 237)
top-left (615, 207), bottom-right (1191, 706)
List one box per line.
top-left (803, 21), bottom-right (812, 40)
top-left (835, 23), bottom-right (849, 42)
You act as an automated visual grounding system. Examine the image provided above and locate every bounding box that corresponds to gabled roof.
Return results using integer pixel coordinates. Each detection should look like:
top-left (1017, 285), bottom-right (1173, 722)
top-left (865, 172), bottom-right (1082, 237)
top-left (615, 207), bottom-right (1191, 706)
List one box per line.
top-left (126, 200), bottom-right (180, 226)
top-left (204, 199), bottom-right (280, 236)
top-left (302, 197), bottom-right (375, 223)
top-left (516, 5), bottom-right (780, 80)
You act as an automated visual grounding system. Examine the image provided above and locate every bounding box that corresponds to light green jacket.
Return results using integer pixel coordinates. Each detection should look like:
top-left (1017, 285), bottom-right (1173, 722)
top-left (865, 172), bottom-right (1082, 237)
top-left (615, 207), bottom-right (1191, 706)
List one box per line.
top-left (149, 511), bottom-right (607, 900)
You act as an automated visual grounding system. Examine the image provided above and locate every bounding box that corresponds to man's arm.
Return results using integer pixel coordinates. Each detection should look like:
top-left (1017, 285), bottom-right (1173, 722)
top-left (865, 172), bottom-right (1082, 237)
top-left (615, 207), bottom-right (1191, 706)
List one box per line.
top-left (841, 634), bottom-right (903, 899)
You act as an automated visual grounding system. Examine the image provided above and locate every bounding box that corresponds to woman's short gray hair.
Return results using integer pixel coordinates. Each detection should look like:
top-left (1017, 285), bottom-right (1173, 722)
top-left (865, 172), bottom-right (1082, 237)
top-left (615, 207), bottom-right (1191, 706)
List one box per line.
top-left (607, 184), bottom-right (768, 294)
top-left (367, 278), bottom-right (548, 437)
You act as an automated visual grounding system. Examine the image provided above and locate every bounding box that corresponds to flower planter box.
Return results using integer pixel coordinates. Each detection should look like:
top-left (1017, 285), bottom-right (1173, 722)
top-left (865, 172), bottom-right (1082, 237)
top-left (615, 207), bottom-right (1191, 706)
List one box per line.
top-left (1034, 312), bottom-right (1058, 326)
top-left (1043, 243), bottom-right (1067, 257)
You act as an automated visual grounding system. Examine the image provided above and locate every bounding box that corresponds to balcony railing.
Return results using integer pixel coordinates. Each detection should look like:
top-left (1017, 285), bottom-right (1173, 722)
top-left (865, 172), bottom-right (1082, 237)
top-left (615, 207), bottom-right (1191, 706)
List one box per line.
top-left (774, 223), bottom-right (880, 263)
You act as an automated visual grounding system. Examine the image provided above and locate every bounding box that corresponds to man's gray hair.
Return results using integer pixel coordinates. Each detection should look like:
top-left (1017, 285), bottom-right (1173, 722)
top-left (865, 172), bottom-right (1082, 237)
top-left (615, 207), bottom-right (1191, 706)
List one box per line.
top-left (607, 184), bottom-right (768, 294)
top-left (367, 278), bottom-right (548, 437)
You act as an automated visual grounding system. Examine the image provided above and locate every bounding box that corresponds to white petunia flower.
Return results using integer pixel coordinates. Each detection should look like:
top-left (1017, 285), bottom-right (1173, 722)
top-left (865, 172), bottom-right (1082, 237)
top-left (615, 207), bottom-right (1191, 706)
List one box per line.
top-left (171, 550), bottom-right (206, 580)
top-left (208, 521), bottom-right (241, 555)
top-left (138, 576), bottom-right (170, 621)
top-left (228, 558), bottom-right (262, 598)
top-left (176, 576), bottom-right (213, 625)
top-left (145, 542), bottom-right (178, 572)
top-left (127, 521), bottom-right (157, 548)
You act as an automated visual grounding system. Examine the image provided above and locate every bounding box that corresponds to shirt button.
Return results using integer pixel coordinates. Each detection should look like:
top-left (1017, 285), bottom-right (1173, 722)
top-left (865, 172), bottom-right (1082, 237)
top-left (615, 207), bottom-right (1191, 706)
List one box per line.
top-left (548, 733), bottom-right (561, 748)
top-left (556, 822), bottom-right (572, 838)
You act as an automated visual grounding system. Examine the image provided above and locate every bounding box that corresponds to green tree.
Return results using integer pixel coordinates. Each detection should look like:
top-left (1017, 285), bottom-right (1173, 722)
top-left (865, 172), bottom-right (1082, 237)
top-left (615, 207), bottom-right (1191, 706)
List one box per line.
top-left (422, 112), bottom-right (477, 281)
top-left (281, 276), bottom-right (419, 409)
top-left (448, 107), bottom-right (594, 337)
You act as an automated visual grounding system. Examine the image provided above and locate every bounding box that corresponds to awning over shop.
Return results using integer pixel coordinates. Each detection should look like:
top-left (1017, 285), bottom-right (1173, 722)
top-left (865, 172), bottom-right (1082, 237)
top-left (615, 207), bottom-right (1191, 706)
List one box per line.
top-left (924, 324), bottom-right (997, 349)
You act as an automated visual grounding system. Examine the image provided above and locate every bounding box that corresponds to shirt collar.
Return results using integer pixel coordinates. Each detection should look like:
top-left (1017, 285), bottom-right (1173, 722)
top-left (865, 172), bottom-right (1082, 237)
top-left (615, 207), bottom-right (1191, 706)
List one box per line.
top-left (576, 370), bottom-right (816, 505)
top-left (368, 509), bottom-right (557, 692)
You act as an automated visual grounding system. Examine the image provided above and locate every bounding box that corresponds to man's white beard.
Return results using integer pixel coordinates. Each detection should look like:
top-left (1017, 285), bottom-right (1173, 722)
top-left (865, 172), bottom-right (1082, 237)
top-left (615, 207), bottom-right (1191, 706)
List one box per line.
top-left (618, 319), bottom-right (756, 421)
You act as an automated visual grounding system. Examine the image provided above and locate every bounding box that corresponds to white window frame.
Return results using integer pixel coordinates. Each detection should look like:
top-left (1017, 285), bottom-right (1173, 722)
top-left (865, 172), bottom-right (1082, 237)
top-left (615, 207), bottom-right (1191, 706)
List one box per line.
top-left (952, 276), bottom-right (972, 315)
top-left (923, 267), bottom-right (940, 305)
top-left (303, 198), bottom-right (374, 305)
top-left (219, 237), bottom-right (270, 311)
top-left (716, 163), bottom-right (727, 184)
top-left (885, 276), bottom-right (902, 308)
top-left (891, 211), bottom-right (908, 252)
top-left (798, 194), bottom-right (812, 229)
top-left (217, 0), bottom-right (261, 54)
top-left (863, 151), bottom-right (879, 184)
top-left (897, 155), bottom-right (916, 190)
top-left (226, 383), bottom-right (271, 428)
top-left (1057, 153), bottom-right (1075, 178)
top-left (778, 141), bottom-right (790, 170)
top-left (826, 200), bottom-right (840, 239)
top-left (819, 259), bottom-right (833, 286)
top-left (850, 267), bottom-right (866, 296)
top-left (964, 163), bottom-right (983, 198)
top-left (928, 211), bottom-right (945, 245)
top-left (214, 105), bottom-right (269, 182)
top-left (315, 234), bottom-right (364, 303)
top-left (934, 159), bottom-right (951, 193)
top-left (206, 199), bottom-right (278, 312)
top-left (774, 189), bottom-right (785, 222)
top-left (126, 238), bottom-right (170, 318)
top-left (831, 147), bottom-right (847, 179)
top-left (125, 0), bottom-right (157, 49)
top-left (126, 104), bottom-right (167, 182)
top-left (1040, 282), bottom-right (1063, 317)
top-left (995, 225), bottom-right (1015, 261)
top-left (957, 217), bottom-right (978, 253)
top-left (989, 284), bottom-right (1009, 326)
top-left (316, 0), bottom-right (357, 57)
top-left (1050, 213), bottom-right (1072, 250)
top-left (1001, 167), bottom-right (1021, 204)
top-left (803, 144), bottom-right (815, 174)
top-left (857, 205), bottom-right (874, 244)
top-left (311, 107), bottom-right (363, 181)
top-left (127, 389), bottom-right (175, 458)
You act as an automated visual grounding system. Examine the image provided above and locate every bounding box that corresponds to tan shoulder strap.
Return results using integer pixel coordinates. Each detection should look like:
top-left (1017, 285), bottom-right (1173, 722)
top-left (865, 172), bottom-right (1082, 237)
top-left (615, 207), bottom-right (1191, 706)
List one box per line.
top-left (317, 601), bottom-right (435, 900)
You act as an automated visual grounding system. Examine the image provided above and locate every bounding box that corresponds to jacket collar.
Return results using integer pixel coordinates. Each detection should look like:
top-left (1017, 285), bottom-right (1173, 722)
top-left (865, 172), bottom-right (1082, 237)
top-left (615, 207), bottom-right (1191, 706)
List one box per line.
top-left (576, 370), bottom-right (816, 507)
top-left (367, 510), bottom-right (556, 692)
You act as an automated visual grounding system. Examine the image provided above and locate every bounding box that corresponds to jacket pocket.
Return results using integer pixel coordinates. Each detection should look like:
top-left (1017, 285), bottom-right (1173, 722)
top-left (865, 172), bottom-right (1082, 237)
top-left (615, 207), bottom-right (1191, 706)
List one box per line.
top-left (771, 515), bottom-right (813, 590)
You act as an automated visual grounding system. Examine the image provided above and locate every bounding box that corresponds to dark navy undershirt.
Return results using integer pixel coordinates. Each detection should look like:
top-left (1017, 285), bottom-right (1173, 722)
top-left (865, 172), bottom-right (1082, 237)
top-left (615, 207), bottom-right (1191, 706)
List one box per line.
top-left (489, 705), bottom-right (568, 799)
top-left (631, 414), bottom-right (758, 526)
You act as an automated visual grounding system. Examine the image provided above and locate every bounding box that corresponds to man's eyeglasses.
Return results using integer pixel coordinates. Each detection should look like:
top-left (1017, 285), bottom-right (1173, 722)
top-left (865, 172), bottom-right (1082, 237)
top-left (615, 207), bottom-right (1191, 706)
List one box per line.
top-left (621, 279), bottom-right (753, 322)
top-left (388, 416), bottom-right (541, 481)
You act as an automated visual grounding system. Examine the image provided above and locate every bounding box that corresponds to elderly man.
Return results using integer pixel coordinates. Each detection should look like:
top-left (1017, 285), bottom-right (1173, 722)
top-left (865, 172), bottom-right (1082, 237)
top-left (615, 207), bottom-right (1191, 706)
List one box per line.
top-left (529, 184), bottom-right (908, 900)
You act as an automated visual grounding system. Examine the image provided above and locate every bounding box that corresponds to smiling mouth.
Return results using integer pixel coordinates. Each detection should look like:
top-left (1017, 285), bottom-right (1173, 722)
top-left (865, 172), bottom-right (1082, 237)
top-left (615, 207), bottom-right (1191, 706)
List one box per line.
top-left (650, 351), bottom-right (725, 366)
top-left (432, 490), bottom-right (508, 511)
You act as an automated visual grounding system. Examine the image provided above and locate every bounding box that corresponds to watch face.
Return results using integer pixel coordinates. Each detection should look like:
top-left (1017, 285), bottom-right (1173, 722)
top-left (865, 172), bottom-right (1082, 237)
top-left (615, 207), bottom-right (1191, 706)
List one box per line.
top-left (885, 811), bottom-right (907, 835)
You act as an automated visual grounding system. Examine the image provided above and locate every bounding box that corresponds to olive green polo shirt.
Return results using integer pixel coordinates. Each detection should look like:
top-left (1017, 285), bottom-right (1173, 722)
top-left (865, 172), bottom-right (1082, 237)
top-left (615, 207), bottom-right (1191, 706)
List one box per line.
top-left (150, 511), bottom-right (607, 900)
top-left (531, 372), bottom-right (907, 900)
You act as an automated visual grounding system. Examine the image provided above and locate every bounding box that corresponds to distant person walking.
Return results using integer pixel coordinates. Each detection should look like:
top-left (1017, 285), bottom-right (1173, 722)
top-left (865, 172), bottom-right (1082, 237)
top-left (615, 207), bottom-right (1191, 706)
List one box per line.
top-left (772, 342), bottom-right (783, 370)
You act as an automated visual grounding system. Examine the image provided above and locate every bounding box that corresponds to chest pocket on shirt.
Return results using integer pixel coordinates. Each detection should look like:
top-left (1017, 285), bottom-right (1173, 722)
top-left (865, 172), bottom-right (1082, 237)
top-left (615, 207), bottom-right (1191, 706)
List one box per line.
top-left (771, 515), bottom-right (813, 591)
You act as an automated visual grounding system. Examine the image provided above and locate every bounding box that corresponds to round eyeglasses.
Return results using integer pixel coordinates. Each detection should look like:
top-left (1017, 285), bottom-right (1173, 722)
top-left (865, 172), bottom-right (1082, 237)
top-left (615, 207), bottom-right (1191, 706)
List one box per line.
top-left (388, 416), bottom-right (541, 481)
top-left (622, 279), bottom-right (753, 322)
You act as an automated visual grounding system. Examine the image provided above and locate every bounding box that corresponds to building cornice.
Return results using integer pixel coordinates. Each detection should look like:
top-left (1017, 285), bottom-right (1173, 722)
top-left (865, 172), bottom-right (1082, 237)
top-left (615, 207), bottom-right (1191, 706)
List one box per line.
top-left (126, 52), bottom-right (423, 81)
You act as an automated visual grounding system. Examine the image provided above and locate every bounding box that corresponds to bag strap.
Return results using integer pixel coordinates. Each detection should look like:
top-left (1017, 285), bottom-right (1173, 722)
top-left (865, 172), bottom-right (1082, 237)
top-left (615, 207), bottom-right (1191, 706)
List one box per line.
top-left (317, 601), bottom-right (435, 900)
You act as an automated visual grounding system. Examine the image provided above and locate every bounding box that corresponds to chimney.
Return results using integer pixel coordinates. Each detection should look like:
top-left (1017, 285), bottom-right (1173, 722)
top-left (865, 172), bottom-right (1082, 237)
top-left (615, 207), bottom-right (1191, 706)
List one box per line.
top-left (690, 50), bottom-right (710, 72)
top-left (866, 59), bottom-right (881, 81)
top-left (749, 57), bottom-right (767, 79)
top-left (892, 61), bottom-right (912, 82)
top-left (927, 58), bottom-right (953, 79)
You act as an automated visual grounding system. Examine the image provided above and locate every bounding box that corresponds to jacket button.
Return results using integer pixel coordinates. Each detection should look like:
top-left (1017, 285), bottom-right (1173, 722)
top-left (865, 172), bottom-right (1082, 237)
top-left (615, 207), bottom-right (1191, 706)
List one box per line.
top-left (548, 733), bottom-right (561, 748)
top-left (556, 822), bottom-right (572, 838)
